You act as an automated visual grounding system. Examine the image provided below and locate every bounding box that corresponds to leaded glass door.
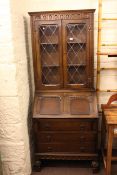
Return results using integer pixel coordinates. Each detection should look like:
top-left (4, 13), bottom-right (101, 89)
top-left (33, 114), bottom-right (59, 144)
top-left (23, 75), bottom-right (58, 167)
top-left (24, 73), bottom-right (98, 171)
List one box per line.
top-left (35, 20), bottom-right (63, 89)
top-left (63, 20), bottom-right (90, 89)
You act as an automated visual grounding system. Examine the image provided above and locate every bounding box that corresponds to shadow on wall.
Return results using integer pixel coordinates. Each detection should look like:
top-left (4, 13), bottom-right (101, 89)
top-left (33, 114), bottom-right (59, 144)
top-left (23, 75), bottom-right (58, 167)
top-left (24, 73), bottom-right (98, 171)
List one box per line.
top-left (23, 16), bottom-right (35, 169)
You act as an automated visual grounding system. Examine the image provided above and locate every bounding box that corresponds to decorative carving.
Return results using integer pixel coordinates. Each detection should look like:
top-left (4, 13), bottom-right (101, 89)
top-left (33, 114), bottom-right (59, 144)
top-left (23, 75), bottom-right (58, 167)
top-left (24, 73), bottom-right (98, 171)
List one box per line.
top-left (34, 12), bottom-right (90, 21)
top-left (33, 160), bottom-right (42, 172)
top-left (36, 154), bottom-right (98, 161)
top-left (91, 160), bottom-right (99, 173)
top-left (69, 95), bottom-right (92, 100)
top-left (83, 13), bottom-right (90, 18)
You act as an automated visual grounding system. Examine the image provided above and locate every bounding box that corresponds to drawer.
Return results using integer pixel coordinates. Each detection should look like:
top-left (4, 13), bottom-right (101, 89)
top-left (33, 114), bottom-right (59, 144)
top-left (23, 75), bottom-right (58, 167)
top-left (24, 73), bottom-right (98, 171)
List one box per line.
top-left (36, 143), bottom-right (96, 153)
top-left (34, 118), bottom-right (97, 131)
top-left (37, 132), bottom-right (97, 143)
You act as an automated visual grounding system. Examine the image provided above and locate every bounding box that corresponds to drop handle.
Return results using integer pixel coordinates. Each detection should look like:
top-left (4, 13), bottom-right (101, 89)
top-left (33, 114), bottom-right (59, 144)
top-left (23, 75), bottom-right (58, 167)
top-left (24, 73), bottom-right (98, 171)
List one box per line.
top-left (80, 125), bottom-right (85, 130)
top-left (45, 123), bottom-right (50, 129)
top-left (47, 146), bottom-right (53, 151)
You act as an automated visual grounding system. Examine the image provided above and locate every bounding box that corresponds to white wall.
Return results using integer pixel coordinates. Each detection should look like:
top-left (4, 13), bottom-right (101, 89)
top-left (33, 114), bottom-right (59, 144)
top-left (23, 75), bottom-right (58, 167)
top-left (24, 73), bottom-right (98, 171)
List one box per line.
top-left (27, 0), bottom-right (95, 11)
top-left (94, 0), bottom-right (117, 107)
top-left (0, 0), bottom-right (31, 174)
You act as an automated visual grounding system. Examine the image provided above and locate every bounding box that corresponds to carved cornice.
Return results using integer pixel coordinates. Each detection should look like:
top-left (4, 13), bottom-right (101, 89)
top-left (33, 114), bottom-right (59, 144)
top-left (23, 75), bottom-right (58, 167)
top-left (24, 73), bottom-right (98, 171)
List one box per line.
top-left (33, 12), bottom-right (91, 20)
top-left (29, 10), bottom-right (95, 21)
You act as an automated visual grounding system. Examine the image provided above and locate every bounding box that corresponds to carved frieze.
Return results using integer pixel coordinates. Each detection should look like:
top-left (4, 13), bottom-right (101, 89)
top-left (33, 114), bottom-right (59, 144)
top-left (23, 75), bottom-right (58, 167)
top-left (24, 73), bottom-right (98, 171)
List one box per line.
top-left (34, 12), bottom-right (90, 21)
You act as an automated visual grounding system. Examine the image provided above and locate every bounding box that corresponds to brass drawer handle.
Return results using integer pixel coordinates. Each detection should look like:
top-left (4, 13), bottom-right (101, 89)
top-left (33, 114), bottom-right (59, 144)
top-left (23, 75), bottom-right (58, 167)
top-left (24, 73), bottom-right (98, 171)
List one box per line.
top-left (45, 123), bottom-right (50, 129)
top-left (47, 146), bottom-right (53, 151)
top-left (80, 125), bottom-right (85, 130)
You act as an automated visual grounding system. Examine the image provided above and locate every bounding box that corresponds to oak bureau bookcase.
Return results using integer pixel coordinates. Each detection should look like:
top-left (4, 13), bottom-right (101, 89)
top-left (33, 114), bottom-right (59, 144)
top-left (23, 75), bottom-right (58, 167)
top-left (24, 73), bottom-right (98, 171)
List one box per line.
top-left (29, 9), bottom-right (98, 172)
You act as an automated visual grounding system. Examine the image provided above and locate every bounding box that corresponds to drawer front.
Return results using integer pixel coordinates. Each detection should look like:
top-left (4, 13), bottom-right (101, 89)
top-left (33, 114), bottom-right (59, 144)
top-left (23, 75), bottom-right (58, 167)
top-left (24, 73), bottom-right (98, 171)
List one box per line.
top-left (37, 143), bottom-right (96, 153)
top-left (34, 119), bottom-right (97, 131)
top-left (37, 132), bottom-right (97, 143)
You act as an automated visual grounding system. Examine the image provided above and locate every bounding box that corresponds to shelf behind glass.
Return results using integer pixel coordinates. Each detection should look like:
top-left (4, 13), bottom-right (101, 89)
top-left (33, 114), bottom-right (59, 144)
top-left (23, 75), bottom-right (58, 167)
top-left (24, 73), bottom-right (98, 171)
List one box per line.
top-left (42, 65), bottom-right (60, 68)
top-left (67, 64), bottom-right (86, 67)
top-left (40, 42), bottom-right (59, 45)
top-left (67, 41), bottom-right (86, 45)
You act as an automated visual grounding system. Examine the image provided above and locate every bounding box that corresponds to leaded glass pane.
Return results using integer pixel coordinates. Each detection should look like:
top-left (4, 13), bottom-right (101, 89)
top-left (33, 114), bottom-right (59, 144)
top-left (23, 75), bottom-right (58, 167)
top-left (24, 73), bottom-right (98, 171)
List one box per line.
top-left (66, 23), bottom-right (87, 85)
top-left (39, 24), bottom-right (60, 85)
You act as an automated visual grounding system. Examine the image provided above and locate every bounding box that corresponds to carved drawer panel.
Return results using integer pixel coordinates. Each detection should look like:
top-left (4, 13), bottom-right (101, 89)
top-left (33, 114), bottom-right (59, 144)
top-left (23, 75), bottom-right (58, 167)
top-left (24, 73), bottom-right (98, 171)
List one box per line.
top-left (37, 142), bottom-right (96, 153)
top-left (34, 118), bottom-right (97, 131)
top-left (37, 132), bottom-right (97, 143)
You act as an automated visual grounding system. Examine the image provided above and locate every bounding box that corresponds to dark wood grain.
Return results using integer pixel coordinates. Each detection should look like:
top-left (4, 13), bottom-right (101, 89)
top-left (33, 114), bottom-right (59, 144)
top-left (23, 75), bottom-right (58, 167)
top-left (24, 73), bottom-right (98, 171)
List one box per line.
top-left (34, 118), bottom-right (97, 131)
top-left (29, 9), bottom-right (95, 91)
top-left (29, 9), bottom-right (98, 172)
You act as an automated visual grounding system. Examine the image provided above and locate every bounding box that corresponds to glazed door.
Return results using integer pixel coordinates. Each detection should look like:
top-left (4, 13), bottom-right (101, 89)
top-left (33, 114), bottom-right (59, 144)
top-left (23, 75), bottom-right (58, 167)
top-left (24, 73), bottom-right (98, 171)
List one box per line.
top-left (35, 20), bottom-right (63, 89)
top-left (62, 20), bottom-right (90, 89)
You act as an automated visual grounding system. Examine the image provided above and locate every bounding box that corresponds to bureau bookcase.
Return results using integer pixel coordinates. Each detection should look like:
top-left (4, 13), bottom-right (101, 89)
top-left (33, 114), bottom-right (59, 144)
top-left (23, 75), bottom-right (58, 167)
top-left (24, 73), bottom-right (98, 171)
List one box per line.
top-left (29, 9), bottom-right (98, 172)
